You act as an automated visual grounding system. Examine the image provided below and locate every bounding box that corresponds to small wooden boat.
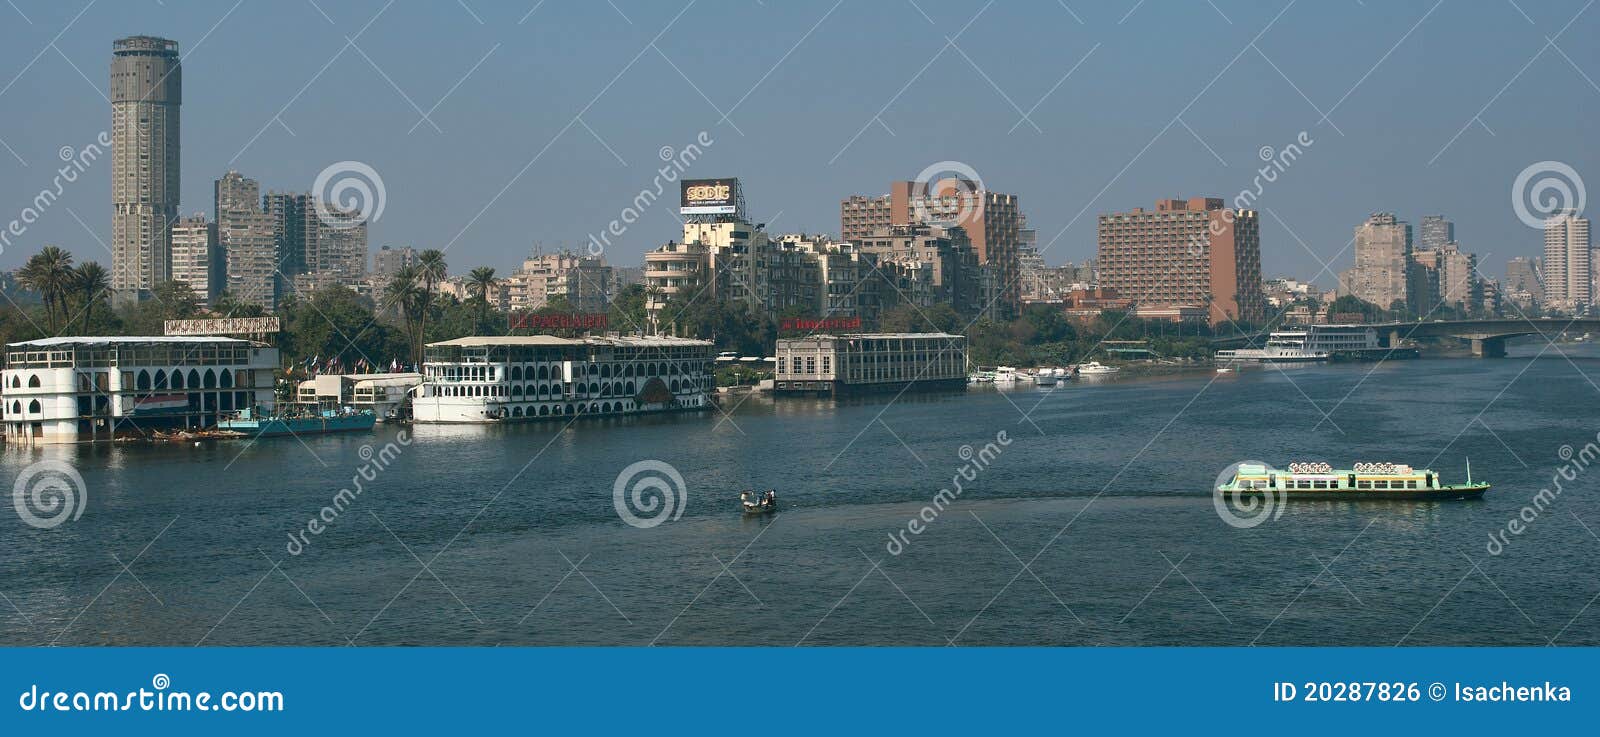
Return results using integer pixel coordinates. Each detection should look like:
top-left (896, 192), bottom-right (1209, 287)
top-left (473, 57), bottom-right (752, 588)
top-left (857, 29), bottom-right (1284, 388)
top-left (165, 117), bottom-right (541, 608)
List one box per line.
top-left (739, 491), bottom-right (778, 514)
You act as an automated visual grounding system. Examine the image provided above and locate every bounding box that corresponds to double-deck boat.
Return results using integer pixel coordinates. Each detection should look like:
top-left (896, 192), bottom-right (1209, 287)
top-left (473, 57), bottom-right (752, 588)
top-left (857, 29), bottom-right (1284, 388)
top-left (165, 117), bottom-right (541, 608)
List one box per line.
top-left (1217, 460), bottom-right (1489, 500)
top-left (1214, 329), bottom-right (1330, 363)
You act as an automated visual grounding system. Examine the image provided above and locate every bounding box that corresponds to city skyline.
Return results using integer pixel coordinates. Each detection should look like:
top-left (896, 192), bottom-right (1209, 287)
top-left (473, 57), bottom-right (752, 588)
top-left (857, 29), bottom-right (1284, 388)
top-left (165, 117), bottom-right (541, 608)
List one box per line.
top-left (0, 2), bottom-right (1596, 288)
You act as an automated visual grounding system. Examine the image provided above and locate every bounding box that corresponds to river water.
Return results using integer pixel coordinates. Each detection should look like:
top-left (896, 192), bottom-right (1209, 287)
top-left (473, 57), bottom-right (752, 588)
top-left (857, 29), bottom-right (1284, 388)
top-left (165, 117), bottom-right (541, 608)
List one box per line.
top-left (3, 342), bottom-right (1598, 646)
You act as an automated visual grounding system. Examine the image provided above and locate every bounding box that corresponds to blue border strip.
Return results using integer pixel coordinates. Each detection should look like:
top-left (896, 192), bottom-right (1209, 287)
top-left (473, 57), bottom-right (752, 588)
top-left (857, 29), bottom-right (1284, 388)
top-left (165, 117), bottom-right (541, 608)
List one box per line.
top-left (2, 648), bottom-right (1593, 734)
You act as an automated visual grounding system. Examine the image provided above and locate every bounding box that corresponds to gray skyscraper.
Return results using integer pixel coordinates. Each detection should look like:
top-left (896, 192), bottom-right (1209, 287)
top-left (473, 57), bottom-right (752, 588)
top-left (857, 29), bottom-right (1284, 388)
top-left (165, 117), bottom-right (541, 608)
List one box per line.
top-left (215, 171), bottom-right (277, 309)
top-left (1418, 215), bottom-right (1454, 252)
top-left (111, 36), bottom-right (181, 300)
top-left (1341, 213), bottom-right (1413, 312)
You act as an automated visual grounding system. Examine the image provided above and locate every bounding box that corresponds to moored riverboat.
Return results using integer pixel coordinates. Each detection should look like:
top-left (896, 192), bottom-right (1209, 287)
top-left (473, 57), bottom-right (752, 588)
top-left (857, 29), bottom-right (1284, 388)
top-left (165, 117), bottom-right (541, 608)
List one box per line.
top-left (218, 407), bottom-right (376, 437)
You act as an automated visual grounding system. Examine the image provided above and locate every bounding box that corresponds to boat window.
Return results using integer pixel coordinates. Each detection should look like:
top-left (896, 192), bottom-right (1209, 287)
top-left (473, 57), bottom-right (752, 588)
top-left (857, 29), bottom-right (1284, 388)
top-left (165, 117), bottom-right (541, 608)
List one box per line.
top-left (1406, 480), bottom-right (1417, 489)
top-left (1374, 480), bottom-right (1388, 489)
top-left (1358, 481), bottom-right (1371, 489)
top-left (1313, 480), bottom-right (1328, 489)
top-left (1297, 480), bottom-right (1312, 489)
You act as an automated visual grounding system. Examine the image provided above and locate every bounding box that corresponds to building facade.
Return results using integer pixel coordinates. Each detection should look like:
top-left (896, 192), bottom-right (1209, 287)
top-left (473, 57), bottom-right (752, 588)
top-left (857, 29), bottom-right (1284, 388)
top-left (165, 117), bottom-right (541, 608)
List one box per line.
top-left (774, 333), bottom-right (967, 395)
top-left (412, 336), bottom-right (714, 423)
top-left (505, 251), bottom-right (614, 313)
top-left (2, 336), bottom-right (278, 443)
top-left (643, 240), bottom-right (710, 316)
top-left (265, 191), bottom-right (369, 298)
top-left (215, 171), bottom-right (278, 309)
top-left (1543, 210), bottom-right (1591, 313)
top-left (169, 214), bottom-right (219, 304)
top-left (1418, 215), bottom-right (1454, 251)
top-left (111, 36), bottom-right (182, 300)
top-left (1504, 256), bottom-right (1543, 309)
top-left (372, 245), bottom-right (417, 281)
top-left (1096, 197), bottom-right (1264, 326)
top-left (855, 223), bottom-right (982, 315)
top-left (841, 179), bottom-right (1024, 314)
top-left (1342, 213), bottom-right (1413, 312)
top-left (1435, 245), bottom-right (1479, 313)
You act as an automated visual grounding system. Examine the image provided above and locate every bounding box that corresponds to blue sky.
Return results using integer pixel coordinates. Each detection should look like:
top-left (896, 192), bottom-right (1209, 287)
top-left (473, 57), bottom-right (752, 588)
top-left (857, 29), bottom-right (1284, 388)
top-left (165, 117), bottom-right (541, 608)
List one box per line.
top-left (1, 0), bottom-right (1596, 288)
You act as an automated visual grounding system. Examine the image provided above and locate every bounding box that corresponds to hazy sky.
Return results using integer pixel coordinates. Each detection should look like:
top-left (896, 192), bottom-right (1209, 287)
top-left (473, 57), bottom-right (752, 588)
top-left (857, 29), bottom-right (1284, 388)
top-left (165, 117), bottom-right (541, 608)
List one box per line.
top-left (1, 0), bottom-right (1596, 289)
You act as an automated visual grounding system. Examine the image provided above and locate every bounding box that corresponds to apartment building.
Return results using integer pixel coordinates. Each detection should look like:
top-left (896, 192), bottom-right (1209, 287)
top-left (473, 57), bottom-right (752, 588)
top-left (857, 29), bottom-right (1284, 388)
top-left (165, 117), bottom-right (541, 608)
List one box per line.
top-left (1096, 197), bottom-right (1264, 325)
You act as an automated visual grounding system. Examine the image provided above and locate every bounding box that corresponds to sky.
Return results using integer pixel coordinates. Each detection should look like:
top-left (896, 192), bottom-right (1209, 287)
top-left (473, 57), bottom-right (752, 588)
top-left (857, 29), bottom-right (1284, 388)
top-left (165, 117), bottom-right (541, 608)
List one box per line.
top-left (0, 0), bottom-right (1596, 290)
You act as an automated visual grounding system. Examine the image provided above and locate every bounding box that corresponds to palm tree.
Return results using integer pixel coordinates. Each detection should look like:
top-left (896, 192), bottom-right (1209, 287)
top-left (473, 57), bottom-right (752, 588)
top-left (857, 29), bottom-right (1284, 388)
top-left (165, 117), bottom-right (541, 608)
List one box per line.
top-left (72, 261), bottom-right (109, 333)
top-left (385, 266), bottom-right (426, 365)
top-left (467, 266), bottom-right (497, 332)
top-left (413, 249), bottom-right (447, 352)
top-left (17, 246), bottom-right (75, 332)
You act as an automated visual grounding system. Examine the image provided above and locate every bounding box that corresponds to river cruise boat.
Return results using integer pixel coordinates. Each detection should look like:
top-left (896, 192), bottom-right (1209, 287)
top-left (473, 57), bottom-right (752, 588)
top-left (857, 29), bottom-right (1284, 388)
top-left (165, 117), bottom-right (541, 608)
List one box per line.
top-left (1217, 461), bottom-right (1489, 500)
top-left (413, 335), bottom-right (715, 423)
top-left (1215, 329), bottom-right (1329, 363)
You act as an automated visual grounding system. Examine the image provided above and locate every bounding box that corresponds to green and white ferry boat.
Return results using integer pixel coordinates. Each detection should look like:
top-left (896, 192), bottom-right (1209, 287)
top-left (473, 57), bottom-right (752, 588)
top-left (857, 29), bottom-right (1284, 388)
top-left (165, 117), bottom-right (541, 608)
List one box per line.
top-left (1217, 460), bottom-right (1489, 500)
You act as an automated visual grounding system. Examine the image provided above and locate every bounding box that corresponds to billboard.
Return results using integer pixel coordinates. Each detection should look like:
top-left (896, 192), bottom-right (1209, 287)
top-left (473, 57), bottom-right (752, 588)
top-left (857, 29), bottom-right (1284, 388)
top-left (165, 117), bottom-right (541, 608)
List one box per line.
top-left (680, 178), bottom-right (738, 215)
top-left (510, 313), bottom-right (609, 331)
top-left (164, 316), bottom-right (281, 336)
top-left (780, 316), bottom-right (862, 332)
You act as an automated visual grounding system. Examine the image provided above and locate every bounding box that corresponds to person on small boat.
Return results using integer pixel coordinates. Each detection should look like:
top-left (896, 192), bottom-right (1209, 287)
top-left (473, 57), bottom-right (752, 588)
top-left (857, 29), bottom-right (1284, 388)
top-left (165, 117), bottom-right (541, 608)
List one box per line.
top-left (764, 490), bottom-right (777, 507)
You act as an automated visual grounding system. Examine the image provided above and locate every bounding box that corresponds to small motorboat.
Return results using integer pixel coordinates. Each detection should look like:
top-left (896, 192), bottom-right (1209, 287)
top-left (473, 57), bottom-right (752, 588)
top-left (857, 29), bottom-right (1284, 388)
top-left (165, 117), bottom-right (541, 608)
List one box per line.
top-left (1032, 371), bottom-right (1057, 387)
top-left (1076, 361), bottom-right (1120, 375)
top-left (739, 490), bottom-right (778, 514)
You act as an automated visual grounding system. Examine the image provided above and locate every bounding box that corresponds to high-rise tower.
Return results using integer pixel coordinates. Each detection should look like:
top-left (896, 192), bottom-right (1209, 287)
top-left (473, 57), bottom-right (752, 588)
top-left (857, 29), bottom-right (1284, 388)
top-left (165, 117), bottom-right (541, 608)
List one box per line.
top-left (110, 36), bottom-right (182, 300)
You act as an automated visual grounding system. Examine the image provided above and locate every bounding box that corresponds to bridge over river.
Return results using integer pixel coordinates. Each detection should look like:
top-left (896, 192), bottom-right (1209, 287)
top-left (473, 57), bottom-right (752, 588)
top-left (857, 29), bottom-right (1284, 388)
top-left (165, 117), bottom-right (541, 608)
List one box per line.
top-left (1211, 318), bottom-right (1600, 357)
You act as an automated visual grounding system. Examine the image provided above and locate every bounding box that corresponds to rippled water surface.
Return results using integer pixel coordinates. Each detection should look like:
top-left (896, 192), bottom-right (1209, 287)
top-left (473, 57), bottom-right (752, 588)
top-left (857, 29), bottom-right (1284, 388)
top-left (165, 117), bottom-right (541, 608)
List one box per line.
top-left (3, 343), bottom-right (1598, 646)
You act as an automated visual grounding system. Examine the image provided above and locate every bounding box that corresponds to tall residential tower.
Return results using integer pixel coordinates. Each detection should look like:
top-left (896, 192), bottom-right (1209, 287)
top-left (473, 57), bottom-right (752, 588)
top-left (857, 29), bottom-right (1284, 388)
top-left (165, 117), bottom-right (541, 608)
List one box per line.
top-left (1543, 210), bottom-right (1592, 313)
top-left (110, 36), bottom-right (181, 300)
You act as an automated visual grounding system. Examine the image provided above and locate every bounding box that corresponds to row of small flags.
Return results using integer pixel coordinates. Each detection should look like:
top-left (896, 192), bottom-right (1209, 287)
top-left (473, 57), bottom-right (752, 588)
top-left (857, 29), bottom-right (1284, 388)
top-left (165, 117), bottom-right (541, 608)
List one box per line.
top-left (300, 355), bottom-right (410, 375)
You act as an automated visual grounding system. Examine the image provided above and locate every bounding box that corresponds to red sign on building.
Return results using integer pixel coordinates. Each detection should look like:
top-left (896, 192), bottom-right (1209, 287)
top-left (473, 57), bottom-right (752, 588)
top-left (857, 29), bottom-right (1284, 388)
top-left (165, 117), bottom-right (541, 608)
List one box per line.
top-left (510, 313), bottom-right (609, 331)
top-left (780, 316), bottom-right (862, 332)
